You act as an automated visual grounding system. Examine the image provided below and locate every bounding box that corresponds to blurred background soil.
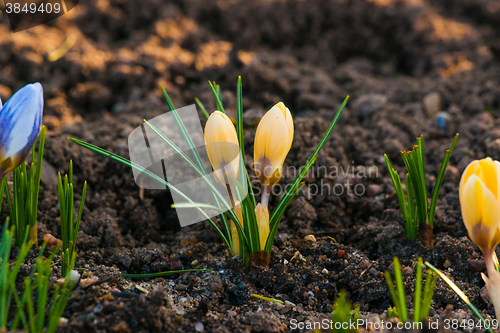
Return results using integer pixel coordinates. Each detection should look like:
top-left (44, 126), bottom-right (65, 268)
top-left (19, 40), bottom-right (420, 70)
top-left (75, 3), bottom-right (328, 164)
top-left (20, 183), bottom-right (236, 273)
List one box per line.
top-left (2, 0), bottom-right (500, 332)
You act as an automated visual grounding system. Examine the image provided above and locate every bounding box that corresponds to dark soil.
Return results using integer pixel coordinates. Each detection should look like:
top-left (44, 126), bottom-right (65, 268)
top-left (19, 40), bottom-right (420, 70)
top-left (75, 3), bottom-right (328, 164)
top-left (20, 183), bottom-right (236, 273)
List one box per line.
top-left (2, 0), bottom-right (500, 332)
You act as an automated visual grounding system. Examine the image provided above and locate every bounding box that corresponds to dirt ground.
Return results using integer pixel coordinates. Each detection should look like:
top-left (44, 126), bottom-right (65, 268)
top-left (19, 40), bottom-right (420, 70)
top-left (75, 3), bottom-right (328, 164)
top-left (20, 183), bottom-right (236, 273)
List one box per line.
top-left (2, 0), bottom-right (500, 332)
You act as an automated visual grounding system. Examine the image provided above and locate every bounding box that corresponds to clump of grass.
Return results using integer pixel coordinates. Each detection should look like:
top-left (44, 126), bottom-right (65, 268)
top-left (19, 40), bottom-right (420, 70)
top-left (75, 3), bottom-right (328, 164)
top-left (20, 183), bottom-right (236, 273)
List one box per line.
top-left (384, 134), bottom-right (459, 247)
top-left (69, 78), bottom-right (348, 270)
top-left (58, 160), bottom-right (87, 277)
top-left (384, 257), bottom-right (436, 323)
top-left (4, 126), bottom-right (46, 246)
top-left (0, 221), bottom-right (76, 332)
top-left (331, 290), bottom-right (359, 333)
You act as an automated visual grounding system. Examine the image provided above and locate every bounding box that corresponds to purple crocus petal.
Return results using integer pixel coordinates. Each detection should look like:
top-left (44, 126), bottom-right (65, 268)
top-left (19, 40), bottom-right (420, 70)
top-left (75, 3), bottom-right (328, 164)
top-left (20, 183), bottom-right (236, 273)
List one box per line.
top-left (0, 83), bottom-right (44, 173)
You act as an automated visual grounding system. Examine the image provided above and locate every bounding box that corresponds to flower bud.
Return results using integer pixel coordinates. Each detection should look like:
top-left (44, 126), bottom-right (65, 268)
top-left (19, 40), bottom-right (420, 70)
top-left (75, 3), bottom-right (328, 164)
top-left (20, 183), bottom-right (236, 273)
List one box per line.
top-left (459, 157), bottom-right (500, 319)
top-left (255, 203), bottom-right (270, 250)
top-left (204, 111), bottom-right (241, 186)
top-left (231, 203), bottom-right (244, 256)
top-left (254, 102), bottom-right (293, 205)
top-left (0, 83), bottom-right (44, 179)
top-left (459, 158), bottom-right (500, 255)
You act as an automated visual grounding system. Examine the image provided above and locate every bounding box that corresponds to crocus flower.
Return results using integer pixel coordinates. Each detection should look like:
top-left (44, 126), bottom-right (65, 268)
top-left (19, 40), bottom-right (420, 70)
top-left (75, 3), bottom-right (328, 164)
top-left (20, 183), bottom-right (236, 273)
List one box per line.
top-left (254, 102), bottom-right (293, 206)
top-left (231, 203), bottom-right (243, 256)
top-left (0, 83), bottom-right (44, 180)
top-left (204, 111), bottom-right (241, 186)
top-left (459, 157), bottom-right (500, 319)
top-left (255, 203), bottom-right (270, 250)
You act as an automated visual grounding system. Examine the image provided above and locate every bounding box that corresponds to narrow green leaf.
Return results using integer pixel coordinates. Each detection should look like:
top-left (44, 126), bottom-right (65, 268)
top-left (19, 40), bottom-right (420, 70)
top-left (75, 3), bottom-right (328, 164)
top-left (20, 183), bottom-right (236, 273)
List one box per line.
top-left (393, 257), bottom-right (408, 322)
top-left (194, 97), bottom-right (210, 120)
top-left (425, 262), bottom-right (493, 333)
top-left (413, 257), bottom-right (423, 322)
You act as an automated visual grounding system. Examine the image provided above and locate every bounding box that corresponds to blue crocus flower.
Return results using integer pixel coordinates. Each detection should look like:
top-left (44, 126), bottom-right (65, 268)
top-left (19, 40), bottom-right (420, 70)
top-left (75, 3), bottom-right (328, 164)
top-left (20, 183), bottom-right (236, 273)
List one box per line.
top-left (0, 83), bottom-right (44, 179)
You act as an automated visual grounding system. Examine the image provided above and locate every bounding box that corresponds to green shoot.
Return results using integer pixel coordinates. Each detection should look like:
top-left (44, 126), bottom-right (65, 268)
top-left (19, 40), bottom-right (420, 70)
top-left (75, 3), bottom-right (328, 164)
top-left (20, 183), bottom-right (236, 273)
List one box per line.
top-left (385, 257), bottom-right (436, 323)
top-left (0, 220), bottom-right (34, 330)
top-left (425, 262), bottom-right (494, 333)
top-left (5, 126), bottom-right (46, 246)
top-left (58, 160), bottom-right (87, 277)
top-left (331, 290), bottom-right (359, 333)
top-left (1, 224), bottom-right (75, 332)
top-left (384, 134), bottom-right (459, 246)
top-left (250, 293), bottom-right (284, 304)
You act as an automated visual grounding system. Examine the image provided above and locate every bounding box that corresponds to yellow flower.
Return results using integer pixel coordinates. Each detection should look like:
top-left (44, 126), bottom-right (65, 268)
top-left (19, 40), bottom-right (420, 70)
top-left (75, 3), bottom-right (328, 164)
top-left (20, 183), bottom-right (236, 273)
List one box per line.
top-left (231, 203), bottom-right (244, 256)
top-left (459, 157), bottom-right (500, 255)
top-left (204, 111), bottom-right (241, 185)
top-left (255, 203), bottom-right (270, 250)
top-left (459, 157), bottom-right (500, 319)
top-left (254, 102), bottom-right (293, 205)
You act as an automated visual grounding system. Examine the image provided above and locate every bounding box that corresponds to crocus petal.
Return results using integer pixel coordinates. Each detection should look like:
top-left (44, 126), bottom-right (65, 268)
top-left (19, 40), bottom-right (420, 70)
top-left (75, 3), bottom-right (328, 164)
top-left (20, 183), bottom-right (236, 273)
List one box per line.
top-left (460, 174), bottom-right (482, 232)
top-left (0, 83), bottom-right (43, 175)
top-left (254, 102), bottom-right (294, 192)
top-left (255, 203), bottom-right (270, 250)
top-left (204, 111), bottom-right (240, 185)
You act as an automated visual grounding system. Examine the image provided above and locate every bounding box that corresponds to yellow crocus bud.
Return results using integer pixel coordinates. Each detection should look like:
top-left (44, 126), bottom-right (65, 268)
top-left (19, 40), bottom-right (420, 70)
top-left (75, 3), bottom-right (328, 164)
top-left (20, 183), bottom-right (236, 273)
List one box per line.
top-left (459, 157), bottom-right (500, 319)
top-left (459, 158), bottom-right (500, 255)
top-left (231, 203), bottom-right (244, 256)
top-left (255, 203), bottom-right (270, 251)
top-left (204, 111), bottom-right (241, 186)
top-left (254, 102), bottom-right (294, 206)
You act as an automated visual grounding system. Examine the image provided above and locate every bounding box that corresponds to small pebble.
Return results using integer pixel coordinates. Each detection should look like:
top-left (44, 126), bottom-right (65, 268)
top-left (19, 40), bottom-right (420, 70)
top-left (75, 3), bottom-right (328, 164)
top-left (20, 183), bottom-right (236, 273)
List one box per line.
top-left (402, 266), bottom-right (414, 277)
top-left (80, 276), bottom-right (99, 288)
top-left (443, 259), bottom-right (452, 268)
top-left (94, 304), bottom-right (103, 313)
top-left (337, 250), bottom-right (346, 258)
top-left (283, 259), bottom-right (289, 265)
top-left (175, 284), bottom-right (188, 292)
top-left (228, 310), bottom-right (237, 317)
top-left (285, 300), bottom-right (296, 307)
top-left (43, 233), bottom-right (60, 246)
top-left (68, 270), bottom-right (81, 284)
top-left (366, 184), bottom-right (382, 197)
top-left (304, 234), bottom-right (317, 243)
top-left (322, 268), bottom-right (329, 274)
top-left (468, 259), bottom-right (486, 272)
top-left (423, 91), bottom-right (441, 116)
top-left (314, 286), bottom-right (320, 293)
top-left (191, 260), bottom-right (199, 266)
top-left (112, 321), bottom-right (129, 333)
top-left (360, 259), bottom-right (370, 269)
top-left (59, 317), bottom-right (68, 326)
top-left (436, 111), bottom-right (450, 129)
top-left (193, 277), bottom-right (200, 283)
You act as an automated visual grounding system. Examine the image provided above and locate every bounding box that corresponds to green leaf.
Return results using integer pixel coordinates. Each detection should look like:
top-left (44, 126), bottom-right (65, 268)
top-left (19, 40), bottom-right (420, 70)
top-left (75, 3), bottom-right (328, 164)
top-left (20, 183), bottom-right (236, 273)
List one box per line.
top-left (425, 261), bottom-right (493, 333)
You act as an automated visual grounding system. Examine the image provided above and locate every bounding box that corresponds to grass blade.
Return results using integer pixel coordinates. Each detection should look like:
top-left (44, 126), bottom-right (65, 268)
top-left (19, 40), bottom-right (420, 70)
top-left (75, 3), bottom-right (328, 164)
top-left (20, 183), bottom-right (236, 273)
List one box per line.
top-left (393, 257), bottom-right (408, 322)
top-left (425, 262), bottom-right (493, 333)
top-left (413, 257), bottom-right (423, 322)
